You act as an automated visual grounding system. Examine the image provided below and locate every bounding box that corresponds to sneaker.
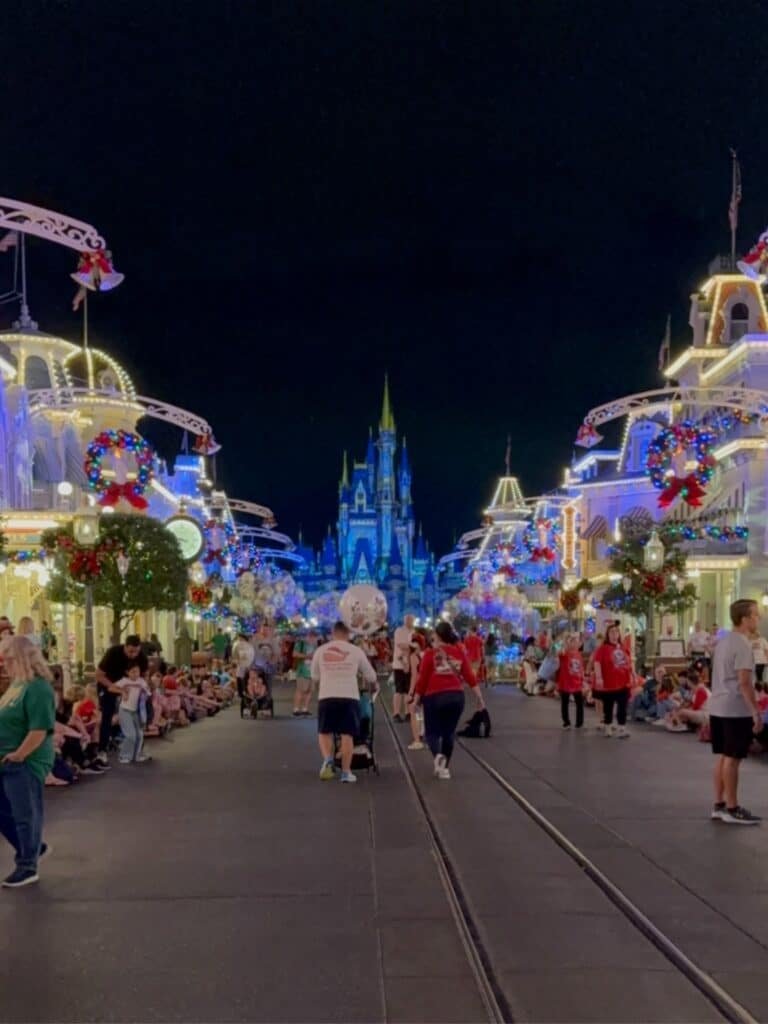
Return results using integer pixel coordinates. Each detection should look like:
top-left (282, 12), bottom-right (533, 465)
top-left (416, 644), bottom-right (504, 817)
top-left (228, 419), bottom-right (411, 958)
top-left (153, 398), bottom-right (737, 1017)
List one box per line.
top-left (2, 868), bottom-right (39, 888)
top-left (135, 754), bottom-right (152, 764)
top-left (616, 726), bottom-right (630, 739)
top-left (393, 713), bottom-right (403, 723)
top-left (118, 758), bottom-right (131, 765)
top-left (437, 765), bottom-right (451, 780)
top-left (721, 806), bottom-right (761, 825)
top-left (562, 722), bottom-right (571, 729)
top-left (604, 724), bottom-right (616, 738)
top-left (319, 759), bottom-right (335, 781)
top-left (340, 771), bottom-right (357, 783)
top-left (38, 842), bottom-right (52, 861)
top-left (434, 753), bottom-right (447, 777)
top-left (292, 709), bottom-right (302, 717)
top-left (711, 802), bottom-right (727, 821)
top-left (96, 752), bottom-right (109, 766)
top-left (408, 741), bottom-right (425, 750)
top-left (83, 764), bottom-right (105, 775)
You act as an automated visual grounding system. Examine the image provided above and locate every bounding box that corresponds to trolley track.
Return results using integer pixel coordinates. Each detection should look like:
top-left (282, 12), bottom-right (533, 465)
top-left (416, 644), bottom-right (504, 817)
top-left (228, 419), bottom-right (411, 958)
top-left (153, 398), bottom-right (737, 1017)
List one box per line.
top-left (455, 737), bottom-right (758, 1024)
top-left (381, 705), bottom-right (511, 1024)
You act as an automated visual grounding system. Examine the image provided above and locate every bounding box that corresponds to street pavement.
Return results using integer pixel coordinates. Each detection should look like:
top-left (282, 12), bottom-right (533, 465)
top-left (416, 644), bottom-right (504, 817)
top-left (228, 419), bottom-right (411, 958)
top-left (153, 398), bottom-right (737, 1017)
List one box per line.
top-left (1, 683), bottom-right (765, 1022)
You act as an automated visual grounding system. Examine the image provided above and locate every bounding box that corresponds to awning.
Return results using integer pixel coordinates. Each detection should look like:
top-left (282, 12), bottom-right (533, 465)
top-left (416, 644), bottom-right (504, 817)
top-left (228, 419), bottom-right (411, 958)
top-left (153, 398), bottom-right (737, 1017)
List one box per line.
top-left (623, 506), bottom-right (654, 527)
top-left (581, 515), bottom-right (608, 540)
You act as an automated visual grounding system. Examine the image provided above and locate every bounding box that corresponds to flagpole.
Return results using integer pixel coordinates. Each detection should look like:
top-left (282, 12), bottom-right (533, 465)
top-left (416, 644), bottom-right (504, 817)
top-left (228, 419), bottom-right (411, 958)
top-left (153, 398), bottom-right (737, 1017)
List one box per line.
top-left (730, 150), bottom-right (737, 269)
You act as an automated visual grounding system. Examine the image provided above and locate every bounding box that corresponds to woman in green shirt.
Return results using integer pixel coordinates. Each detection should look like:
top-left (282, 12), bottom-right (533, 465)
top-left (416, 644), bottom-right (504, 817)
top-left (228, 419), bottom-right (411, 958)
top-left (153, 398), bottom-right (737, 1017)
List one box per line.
top-left (0, 635), bottom-right (56, 888)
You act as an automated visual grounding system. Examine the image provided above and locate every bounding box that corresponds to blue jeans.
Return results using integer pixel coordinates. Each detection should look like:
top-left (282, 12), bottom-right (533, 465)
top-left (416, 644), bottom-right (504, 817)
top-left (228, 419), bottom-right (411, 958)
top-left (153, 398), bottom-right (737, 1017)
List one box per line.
top-left (0, 762), bottom-right (44, 872)
top-left (118, 707), bottom-right (144, 762)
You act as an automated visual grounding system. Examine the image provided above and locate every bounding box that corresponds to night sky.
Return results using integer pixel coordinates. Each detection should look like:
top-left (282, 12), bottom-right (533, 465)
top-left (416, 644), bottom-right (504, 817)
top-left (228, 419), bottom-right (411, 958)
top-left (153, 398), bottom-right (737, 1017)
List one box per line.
top-left (5, 2), bottom-right (768, 555)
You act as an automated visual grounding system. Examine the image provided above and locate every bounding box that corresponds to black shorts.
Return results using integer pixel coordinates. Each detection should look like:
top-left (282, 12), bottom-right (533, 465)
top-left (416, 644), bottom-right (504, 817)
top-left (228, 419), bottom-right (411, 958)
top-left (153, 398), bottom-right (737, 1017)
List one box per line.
top-left (393, 669), bottom-right (411, 695)
top-left (317, 698), bottom-right (360, 737)
top-left (710, 715), bottom-right (754, 760)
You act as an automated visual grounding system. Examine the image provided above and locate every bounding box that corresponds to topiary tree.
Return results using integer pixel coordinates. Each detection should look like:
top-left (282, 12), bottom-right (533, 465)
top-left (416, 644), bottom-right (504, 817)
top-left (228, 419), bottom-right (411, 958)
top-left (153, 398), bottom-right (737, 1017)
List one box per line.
top-left (600, 533), bottom-right (697, 618)
top-left (43, 514), bottom-right (188, 644)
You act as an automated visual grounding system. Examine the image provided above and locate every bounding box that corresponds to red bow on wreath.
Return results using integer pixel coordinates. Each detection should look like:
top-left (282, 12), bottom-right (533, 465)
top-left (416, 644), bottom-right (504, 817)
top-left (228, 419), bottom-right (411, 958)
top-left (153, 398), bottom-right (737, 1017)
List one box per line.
top-left (203, 548), bottom-right (225, 566)
top-left (658, 474), bottom-right (706, 509)
top-left (99, 482), bottom-right (149, 510)
top-left (531, 547), bottom-right (556, 563)
top-left (642, 573), bottom-right (667, 596)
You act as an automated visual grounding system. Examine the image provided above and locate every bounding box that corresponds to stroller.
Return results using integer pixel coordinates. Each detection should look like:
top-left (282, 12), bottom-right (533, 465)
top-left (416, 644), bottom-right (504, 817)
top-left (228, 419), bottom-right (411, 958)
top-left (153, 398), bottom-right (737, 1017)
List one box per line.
top-left (240, 673), bottom-right (275, 719)
top-left (334, 688), bottom-right (379, 774)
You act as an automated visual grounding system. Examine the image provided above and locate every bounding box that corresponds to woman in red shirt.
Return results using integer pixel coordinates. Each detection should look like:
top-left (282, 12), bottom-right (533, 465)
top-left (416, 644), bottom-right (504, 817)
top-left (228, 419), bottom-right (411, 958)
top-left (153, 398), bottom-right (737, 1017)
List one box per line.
top-left (413, 622), bottom-right (485, 780)
top-left (557, 634), bottom-right (585, 729)
top-left (593, 623), bottom-right (633, 737)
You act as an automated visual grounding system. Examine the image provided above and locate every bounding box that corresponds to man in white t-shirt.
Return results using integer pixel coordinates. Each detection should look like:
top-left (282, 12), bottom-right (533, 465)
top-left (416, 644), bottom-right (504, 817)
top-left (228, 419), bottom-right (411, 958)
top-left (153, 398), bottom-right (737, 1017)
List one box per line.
top-left (688, 621), bottom-right (710, 659)
top-left (709, 599), bottom-right (762, 825)
top-left (311, 621), bottom-right (377, 783)
top-left (391, 614), bottom-right (415, 722)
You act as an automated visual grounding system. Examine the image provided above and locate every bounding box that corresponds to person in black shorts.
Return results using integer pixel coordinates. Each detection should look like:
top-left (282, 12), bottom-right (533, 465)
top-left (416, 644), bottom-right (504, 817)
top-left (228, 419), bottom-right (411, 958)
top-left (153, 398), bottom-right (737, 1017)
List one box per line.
top-left (392, 615), bottom-right (415, 722)
top-left (708, 599), bottom-right (762, 825)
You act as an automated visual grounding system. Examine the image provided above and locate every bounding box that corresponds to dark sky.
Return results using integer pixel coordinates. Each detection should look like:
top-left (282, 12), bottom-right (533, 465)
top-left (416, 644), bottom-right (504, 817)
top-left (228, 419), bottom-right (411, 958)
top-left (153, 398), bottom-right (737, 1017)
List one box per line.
top-left (4, 1), bottom-right (768, 553)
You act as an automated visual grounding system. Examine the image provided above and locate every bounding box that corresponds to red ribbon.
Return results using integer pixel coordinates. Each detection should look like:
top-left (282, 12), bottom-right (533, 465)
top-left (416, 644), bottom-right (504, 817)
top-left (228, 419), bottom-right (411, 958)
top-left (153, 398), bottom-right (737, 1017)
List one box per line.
top-left (99, 482), bottom-right (149, 510)
top-left (80, 251), bottom-right (112, 275)
top-left (657, 473), bottom-right (706, 509)
top-left (203, 548), bottom-right (225, 565)
top-left (531, 547), bottom-right (556, 563)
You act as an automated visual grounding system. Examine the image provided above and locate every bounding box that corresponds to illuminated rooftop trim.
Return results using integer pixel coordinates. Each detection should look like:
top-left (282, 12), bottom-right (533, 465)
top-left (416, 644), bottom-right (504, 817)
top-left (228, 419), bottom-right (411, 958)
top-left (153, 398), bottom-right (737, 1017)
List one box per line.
top-left (664, 347), bottom-right (729, 378)
top-left (700, 338), bottom-right (768, 383)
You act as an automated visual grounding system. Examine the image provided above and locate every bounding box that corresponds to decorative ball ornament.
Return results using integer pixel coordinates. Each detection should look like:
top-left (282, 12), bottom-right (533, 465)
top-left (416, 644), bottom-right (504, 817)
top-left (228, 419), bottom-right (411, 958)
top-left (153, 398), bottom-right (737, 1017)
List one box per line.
top-left (645, 422), bottom-right (718, 509)
top-left (339, 584), bottom-right (388, 635)
top-left (84, 430), bottom-right (155, 509)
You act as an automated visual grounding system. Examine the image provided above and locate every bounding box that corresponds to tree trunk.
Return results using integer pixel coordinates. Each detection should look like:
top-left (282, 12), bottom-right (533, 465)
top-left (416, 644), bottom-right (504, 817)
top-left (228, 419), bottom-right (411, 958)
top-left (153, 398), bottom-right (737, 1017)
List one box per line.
top-left (111, 607), bottom-right (122, 646)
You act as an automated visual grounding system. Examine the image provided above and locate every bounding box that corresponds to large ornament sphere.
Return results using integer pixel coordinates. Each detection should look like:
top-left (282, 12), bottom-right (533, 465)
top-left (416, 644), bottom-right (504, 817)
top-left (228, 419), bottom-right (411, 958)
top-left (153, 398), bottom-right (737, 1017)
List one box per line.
top-left (339, 584), bottom-right (388, 635)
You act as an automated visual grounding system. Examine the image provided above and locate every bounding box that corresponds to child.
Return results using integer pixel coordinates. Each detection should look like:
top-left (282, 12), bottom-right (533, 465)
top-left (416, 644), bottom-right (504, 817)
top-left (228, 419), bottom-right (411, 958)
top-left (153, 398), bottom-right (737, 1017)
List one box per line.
top-left (114, 665), bottom-right (151, 764)
top-left (162, 673), bottom-right (189, 727)
top-left (246, 668), bottom-right (274, 717)
top-left (557, 634), bottom-right (586, 729)
top-left (144, 672), bottom-right (169, 737)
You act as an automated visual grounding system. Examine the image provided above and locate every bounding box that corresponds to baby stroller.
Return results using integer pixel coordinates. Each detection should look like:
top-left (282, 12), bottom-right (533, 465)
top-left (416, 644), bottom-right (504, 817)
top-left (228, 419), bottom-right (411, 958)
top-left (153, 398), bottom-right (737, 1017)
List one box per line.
top-left (334, 689), bottom-right (379, 774)
top-left (240, 675), bottom-right (275, 719)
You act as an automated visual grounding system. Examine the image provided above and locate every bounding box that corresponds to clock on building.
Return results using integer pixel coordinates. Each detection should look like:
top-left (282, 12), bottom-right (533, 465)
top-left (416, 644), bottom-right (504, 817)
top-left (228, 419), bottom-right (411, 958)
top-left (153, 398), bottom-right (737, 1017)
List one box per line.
top-left (165, 515), bottom-right (205, 563)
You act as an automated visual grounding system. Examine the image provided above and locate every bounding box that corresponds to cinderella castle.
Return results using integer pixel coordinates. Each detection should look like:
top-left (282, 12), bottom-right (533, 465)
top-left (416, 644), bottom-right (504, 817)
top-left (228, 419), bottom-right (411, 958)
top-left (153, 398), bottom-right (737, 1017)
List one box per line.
top-left (295, 378), bottom-right (437, 621)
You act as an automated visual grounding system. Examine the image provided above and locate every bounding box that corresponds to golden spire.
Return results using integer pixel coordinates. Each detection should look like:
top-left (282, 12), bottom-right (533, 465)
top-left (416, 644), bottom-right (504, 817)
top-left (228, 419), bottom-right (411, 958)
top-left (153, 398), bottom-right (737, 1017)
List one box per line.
top-left (380, 374), bottom-right (395, 431)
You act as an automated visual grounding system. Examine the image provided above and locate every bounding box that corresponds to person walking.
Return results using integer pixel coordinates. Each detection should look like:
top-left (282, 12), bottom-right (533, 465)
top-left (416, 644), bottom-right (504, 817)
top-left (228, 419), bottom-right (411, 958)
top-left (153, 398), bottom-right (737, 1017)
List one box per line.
top-left (593, 623), bottom-right (632, 738)
top-left (750, 628), bottom-right (768, 684)
top-left (95, 635), bottom-right (148, 764)
top-left (312, 621), bottom-right (377, 783)
top-left (292, 630), bottom-right (318, 716)
top-left (412, 621), bottom-right (485, 780)
top-left (0, 635), bottom-right (56, 888)
top-left (557, 633), bottom-right (585, 729)
top-left (709, 599), bottom-right (762, 825)
top-left (392, 614), bottom-right (415, 721)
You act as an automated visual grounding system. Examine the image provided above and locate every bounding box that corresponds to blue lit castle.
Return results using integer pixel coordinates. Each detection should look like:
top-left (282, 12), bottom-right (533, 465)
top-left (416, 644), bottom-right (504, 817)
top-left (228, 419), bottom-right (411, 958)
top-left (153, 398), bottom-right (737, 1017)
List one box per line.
top-left (296, 379), bottom-right (437, 621)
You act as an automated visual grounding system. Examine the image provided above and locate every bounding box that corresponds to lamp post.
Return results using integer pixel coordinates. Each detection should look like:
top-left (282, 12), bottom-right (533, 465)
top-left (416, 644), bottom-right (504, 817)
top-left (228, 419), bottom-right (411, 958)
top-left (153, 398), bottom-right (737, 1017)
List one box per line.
top-left (643, 529), bottom-right (665, 666)
top-left (73, 505), bottom-right (101, 676)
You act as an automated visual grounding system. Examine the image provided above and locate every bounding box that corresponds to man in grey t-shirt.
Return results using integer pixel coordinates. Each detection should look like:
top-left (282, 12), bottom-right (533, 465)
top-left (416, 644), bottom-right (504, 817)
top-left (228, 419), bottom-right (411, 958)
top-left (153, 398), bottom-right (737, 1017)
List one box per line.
top-left (709, 599), bottom-right (762, 825)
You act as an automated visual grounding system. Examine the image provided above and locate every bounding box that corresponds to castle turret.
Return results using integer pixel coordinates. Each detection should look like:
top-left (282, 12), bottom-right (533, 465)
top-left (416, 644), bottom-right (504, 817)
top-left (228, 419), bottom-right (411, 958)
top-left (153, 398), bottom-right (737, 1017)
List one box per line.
top-left (337, 450), bottom-right (351, 577)
top-left (366, 428), bottom-right (376, 494)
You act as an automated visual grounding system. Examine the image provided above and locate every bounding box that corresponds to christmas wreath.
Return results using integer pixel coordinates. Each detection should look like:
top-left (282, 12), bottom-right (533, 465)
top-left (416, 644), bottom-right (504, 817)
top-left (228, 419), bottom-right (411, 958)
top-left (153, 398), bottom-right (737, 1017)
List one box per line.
top-left (645, 422), bottom-right (718, 509)
top-left (522, 518), bottom-right (561, 563)
top-left (203, 518), bottom-right (237, 566)
top-left (84, 430), bottom-right (155, 510)
top-left (49, 532), bottom-right (119, 584)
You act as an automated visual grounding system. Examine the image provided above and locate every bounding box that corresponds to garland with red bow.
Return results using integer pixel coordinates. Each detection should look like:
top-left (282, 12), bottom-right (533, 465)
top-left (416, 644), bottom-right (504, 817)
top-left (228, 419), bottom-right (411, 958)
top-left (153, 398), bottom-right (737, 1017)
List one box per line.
top-left (203, 517), bottom-right (236, 566)
top-left (522, 518), bottom-right (561, 563)
top-left (84, 429), bottom-right (155, 510)
top-left (51, 532), bottom-right (119, 584)
top-left (645, 422), bottom-right (718, 509)
top-left (189, 584), bottom-right (212, 608)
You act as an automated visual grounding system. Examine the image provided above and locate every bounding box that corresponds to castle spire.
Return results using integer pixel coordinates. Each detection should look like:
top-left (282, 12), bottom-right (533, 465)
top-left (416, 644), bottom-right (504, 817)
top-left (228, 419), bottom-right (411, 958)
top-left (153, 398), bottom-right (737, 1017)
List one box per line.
top-left (341, 450), bottom-right (349, 487)
top-left (380, 374), bottom-right (395, 432)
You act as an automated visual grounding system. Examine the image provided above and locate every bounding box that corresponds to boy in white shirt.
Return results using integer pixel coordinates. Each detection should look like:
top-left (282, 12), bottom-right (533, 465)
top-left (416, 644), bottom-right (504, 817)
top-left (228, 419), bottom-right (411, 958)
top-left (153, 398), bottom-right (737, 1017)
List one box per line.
top-left (111, 665), bottom-right (151, 765)
top-left (311, 621), bottom-right (377, 783)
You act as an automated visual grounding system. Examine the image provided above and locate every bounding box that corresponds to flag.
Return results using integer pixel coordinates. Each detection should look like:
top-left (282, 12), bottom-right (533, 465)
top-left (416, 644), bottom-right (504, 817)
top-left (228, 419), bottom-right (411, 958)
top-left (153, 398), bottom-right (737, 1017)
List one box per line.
top-left (0, 231), bottom-right (18, 253)
top-left (658, 314), bottom-right (671, 372)
top-left (504, 434), bottom-right (511, 475)
top-left (729, 149), bottom-right (742, 233)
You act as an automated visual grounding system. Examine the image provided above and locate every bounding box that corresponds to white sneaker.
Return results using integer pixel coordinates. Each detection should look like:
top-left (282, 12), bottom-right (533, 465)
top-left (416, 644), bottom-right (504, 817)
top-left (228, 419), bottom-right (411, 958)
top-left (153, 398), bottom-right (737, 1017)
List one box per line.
top-left (340, 771), bottom-right (357, 784)
top-left (604, 724), bottom-right (616, 738)
top-left (437, 765), bottom-right (451, 780)
top-left (97, 752), bottom-right (109, 765)
top-left (616, 726), bottom-right (630, 739)
top-left (434, 753), bottom-right (447, 777)
top-left (408, 741), bottom-right (425, 751)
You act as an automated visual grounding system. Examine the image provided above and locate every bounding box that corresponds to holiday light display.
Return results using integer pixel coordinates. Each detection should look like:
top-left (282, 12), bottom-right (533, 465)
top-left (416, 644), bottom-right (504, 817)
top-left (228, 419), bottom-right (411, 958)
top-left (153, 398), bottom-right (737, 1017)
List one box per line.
top-left (85, 430), bottom-right (155, 509)
top-left (202, 518), bottom-right (237, 567)
top-left (645, 421), bottom-right (718, 508)
top-left (307, 590), bottom-right (343, 627)
top-left (661, 522), bottom-right (748, 542)
top-left (521, 518), bottom-right (561, 562)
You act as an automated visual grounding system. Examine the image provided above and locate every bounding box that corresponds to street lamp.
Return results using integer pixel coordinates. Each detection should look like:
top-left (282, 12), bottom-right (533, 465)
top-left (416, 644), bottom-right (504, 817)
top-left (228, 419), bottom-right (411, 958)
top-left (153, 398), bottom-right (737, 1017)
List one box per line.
top-left (73, 505), bottom-right (101, 675)
top-left (643, 529), bottom-right (665, 664)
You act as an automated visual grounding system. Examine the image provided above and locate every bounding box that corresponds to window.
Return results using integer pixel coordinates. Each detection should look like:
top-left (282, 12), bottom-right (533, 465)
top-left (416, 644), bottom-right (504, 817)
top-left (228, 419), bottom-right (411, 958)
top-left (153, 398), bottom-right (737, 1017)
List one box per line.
top-left (24, 355), bottom-right (50, 390)
top-left (730, 302), bottom-right (749, 342)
